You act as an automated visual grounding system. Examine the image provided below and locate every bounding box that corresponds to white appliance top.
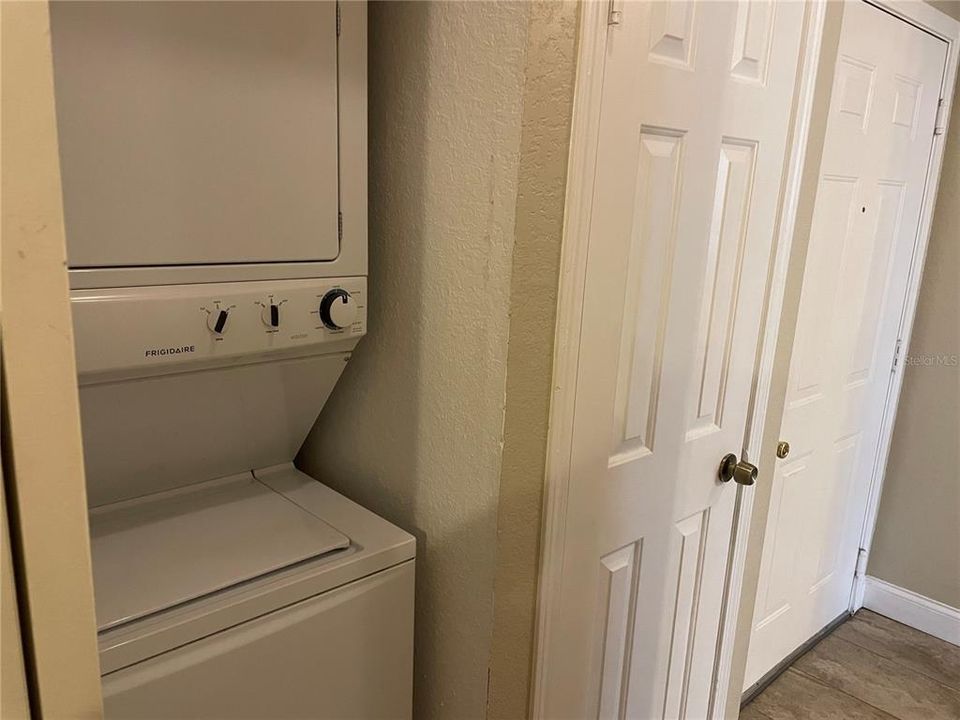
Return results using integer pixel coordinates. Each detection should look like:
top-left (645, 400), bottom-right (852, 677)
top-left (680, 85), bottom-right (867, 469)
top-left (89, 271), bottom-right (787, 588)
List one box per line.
top-left (96, 465), bottom-right (416, 675)
top-left (90, 473), bottom-right (350, 632)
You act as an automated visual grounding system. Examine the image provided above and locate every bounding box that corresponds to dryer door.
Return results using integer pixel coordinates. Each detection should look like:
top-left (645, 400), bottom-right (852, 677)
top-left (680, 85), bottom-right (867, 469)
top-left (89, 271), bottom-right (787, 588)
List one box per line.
top-left (50, 1), bottom-right (340, 268)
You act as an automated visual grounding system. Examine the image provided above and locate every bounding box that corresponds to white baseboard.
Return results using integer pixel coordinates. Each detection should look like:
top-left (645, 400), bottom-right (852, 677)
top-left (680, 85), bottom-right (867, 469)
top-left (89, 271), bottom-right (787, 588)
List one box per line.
top-left (863, 576), bottom-right (960, 646)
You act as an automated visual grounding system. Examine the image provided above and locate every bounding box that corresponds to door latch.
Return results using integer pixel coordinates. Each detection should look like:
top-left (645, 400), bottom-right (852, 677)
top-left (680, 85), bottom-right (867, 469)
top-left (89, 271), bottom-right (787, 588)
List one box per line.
top-left (935, 98), bottom-right (946, 136)
top-left (608, 0), bottom-right (623, 26)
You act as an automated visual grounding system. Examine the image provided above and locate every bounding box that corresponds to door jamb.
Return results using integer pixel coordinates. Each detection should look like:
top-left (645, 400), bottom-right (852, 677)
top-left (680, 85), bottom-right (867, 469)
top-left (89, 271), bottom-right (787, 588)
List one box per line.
top-left (530, 1), bottom-right (828, 716)
top-left (529, 2), bottom-right (609, 713)
top-left (846, 0), bottom-right (960, 611)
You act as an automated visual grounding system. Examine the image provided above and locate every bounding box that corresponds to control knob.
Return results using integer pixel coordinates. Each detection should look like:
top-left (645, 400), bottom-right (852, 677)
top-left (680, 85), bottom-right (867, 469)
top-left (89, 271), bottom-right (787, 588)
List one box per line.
top-left (206, 308), bottom-right (230, 335)
top-left (319, 289), bottom-right (357, 331)
top-left (262, 303), bottom-right (280, 328)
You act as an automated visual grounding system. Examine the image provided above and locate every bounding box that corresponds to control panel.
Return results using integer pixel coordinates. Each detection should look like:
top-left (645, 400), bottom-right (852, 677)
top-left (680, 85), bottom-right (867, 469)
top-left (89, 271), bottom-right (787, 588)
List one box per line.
top-left (71, 277), bottom-right (367, 378)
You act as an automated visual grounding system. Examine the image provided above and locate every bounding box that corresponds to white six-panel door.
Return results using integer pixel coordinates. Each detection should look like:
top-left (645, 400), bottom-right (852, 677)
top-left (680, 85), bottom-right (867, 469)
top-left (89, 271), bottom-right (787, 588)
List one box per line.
top-left (746, 0), bottom-right (948, 689)
top-left (538, 2), bottom-right (805, 717)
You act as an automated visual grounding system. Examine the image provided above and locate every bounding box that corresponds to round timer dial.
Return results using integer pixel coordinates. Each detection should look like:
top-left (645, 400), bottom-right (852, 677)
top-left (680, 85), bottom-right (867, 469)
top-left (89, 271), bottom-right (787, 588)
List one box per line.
top-left (319, 289), bottom-right (357, 331)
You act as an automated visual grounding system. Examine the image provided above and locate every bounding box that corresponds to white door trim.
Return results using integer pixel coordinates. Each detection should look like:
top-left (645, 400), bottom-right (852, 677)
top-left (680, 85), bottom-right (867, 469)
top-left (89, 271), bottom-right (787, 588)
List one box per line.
top-left (530, 2), bottom-right (827, 716)
top-left (848, 0), bottom-right (960, 613)
top-left (529, 3), bottom-right (608, 714)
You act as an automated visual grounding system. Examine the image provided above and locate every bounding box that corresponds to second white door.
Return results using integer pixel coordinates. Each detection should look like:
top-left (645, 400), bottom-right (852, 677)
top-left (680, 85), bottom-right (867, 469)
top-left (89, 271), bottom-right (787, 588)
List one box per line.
top-left (538, 2), bottom-right (808, 717)
top-left (746, 0), bottom-right (948, 688)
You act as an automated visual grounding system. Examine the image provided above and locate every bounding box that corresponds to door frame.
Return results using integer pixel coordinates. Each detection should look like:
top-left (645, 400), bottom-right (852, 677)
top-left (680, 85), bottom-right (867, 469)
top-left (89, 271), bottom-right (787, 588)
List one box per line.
top-left (1, 1), bottom-right (104, 716)
top-left (530, 1), bottom-right (828, 716)
top-left (840, 0), bottom-right (960, 612)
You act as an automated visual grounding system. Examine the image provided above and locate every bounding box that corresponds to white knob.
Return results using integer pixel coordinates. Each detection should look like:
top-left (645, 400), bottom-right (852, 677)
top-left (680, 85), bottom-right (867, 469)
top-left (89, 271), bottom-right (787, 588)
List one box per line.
top-left (261, 303), bottom-right (280, 328)
top-left (207, 309), bottom-right (230, 335)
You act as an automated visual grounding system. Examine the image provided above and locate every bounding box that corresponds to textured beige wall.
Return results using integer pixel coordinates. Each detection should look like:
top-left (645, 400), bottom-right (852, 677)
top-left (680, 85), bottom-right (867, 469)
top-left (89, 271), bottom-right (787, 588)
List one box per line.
top-left (868, 0), bottom-right (960, 606)
top-left (487, 2), bottom-right (578, 718)
top-left (298, 3), bottom-right (531, 718)
top-left (930, 0), bottom-right (960, 24)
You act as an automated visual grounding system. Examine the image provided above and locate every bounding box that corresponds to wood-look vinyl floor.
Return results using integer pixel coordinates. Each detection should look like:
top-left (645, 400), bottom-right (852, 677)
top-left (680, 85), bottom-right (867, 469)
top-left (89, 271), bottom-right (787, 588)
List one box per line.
top-left (741, 610), bottom-right (960, 720)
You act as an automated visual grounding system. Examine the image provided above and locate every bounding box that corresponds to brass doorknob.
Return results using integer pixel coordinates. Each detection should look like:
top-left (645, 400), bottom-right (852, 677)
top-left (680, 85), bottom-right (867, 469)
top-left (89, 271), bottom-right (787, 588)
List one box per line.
top-left (718, 453), bottom-right (758, 486)
top-left (776, 441), bottom-right (790, 459)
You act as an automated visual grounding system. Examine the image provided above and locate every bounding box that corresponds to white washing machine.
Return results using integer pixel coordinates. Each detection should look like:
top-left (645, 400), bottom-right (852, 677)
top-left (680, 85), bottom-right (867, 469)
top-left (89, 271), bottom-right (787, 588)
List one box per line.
top-left (49, 3), bottom-right (414, 717)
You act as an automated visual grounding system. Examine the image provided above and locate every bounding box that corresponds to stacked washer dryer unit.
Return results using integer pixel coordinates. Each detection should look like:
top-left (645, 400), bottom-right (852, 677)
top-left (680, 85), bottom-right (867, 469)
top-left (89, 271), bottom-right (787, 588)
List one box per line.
top-left (49, 2), bottom-right (414, 717)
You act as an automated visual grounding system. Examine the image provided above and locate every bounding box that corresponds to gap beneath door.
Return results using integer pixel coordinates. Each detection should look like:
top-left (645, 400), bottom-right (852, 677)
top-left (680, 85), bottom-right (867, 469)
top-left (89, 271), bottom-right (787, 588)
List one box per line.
top-left (741, 611), bottom-right (849, 706)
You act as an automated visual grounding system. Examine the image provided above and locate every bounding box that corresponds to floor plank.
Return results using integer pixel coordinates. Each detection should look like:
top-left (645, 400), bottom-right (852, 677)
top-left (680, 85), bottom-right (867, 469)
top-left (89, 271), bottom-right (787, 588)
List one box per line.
top-left (740, 702), bottom-right (776, 720)
top-left (833, 610), bottom-right (960, 691)
top-left (746, 669), bottom-right (897, 720)
top-left (792, 635), bottom-right (960, 720)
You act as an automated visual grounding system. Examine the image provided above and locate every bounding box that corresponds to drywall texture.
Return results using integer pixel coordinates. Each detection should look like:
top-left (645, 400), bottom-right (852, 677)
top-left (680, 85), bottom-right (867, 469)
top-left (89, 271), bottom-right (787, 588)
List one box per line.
top-left (868, 65), bottom-right (960, 608)
top-left (298, 3), bottom-right (532, 718)
top-left (487, 2), bottom-right (578, 718)
top-left (930, 0), bottom-right (960, 24)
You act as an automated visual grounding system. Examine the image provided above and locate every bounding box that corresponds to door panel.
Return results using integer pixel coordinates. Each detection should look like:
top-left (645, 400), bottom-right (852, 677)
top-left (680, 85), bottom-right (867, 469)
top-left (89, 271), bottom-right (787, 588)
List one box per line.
top-left (612, 130), bottom-right (684, 463)
top-left (540, 2), bottom-right (806, 717)
top-left (596, 542), bottom-right (642, 719)
top-left (687, 138), bottom-right (757, 442)
top-left (746, 0), bottom-right (948, 688)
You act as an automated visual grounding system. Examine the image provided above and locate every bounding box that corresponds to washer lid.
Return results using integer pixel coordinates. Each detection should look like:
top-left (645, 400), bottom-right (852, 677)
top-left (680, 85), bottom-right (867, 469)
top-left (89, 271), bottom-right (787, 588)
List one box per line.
top-left (89, 473), bottom-right (350, 632)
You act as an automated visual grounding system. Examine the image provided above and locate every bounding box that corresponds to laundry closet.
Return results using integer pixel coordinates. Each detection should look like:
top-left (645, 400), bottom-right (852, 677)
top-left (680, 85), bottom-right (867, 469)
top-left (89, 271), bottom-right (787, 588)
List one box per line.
top-left (45, 2), bottom-right (414, 717)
